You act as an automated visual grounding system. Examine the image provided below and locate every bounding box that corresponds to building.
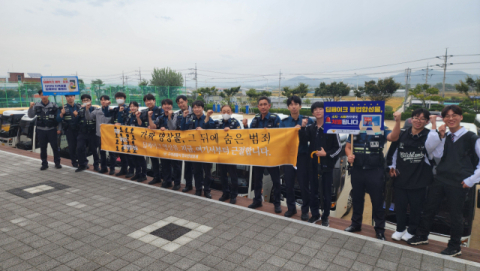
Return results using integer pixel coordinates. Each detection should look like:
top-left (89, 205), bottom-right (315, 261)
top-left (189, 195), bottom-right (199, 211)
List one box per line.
top-left (7, 73), bottom-right (42, 83)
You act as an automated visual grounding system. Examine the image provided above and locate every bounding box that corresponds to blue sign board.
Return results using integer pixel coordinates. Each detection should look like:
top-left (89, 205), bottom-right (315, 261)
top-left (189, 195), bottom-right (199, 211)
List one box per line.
top-left (41, 76), bottom-right (80, 96)
top-left (323, 101), bottom-right (385, 135)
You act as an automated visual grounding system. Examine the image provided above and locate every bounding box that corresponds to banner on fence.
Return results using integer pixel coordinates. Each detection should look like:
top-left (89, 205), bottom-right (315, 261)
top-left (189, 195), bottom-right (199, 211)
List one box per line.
top-left (41, 76), bottom-right (80, 95)
top-left (100, 124), bottom-right (299, 167)
top-left (323, 101), bottom-right (385, 135)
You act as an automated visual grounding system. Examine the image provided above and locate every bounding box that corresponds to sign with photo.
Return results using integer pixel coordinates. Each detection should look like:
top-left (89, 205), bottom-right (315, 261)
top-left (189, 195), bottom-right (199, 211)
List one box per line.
top-left (41, 76), bottom-right (80, 95)
top-left (323, 101), bottom-right (385, 135)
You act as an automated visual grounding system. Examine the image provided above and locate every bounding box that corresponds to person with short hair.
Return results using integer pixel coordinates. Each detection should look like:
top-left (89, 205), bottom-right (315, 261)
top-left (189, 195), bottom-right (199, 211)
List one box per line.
top-left (299, 102), bottom-right (341, 226)
top-left (108, 92), bottom-right (130, 176)
top-left (387, 108), bottom-right (433, 242)
top-left (85, 95), bottom-right (112, 173)
top-left (215, 104), bottom-right (241, 204)
top-left (124, 101), bottom-right (147, 182)
top-left (76, 94), bottom-right (100, 172)
top-left (28, 90), bottom-right (62, 170)
top-left (173, 95), bottom-right (194, 192)
top-left (408, 105), bottom-right (480, 257)
top-left (57, 94), bottom-right (80, 167)
top-left (281, 96), bottom-right (314, 220)
top-left (181, 100), bottom-right (215, 198)
top-left (242, 96), bottom-right (283, 213)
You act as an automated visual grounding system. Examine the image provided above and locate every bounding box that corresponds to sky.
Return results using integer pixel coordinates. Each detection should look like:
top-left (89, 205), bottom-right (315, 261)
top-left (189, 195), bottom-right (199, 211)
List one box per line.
top-left (1, 0), bottom-right (479, 87)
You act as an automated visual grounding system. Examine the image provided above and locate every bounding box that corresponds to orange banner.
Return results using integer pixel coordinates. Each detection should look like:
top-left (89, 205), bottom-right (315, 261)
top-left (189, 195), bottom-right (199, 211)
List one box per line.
top-left (100, 124), bottom-right (299, 167)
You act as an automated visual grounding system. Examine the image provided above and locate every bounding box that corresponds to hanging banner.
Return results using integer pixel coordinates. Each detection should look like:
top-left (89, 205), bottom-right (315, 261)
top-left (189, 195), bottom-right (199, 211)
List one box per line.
top-left (100, 124), bottom-right (299, 167)
top-left (323, 101), bottom-right (385, 135)
top-left (41, 76), bottom-right (80, 95)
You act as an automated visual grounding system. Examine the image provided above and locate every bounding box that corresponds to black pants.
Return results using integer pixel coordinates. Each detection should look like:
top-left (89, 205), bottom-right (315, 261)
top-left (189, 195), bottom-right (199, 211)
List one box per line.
top-left (65, 129), bottom-right (78, 166)
top-left (171, 160), bottom-right (182, 185)
top-left (416, 181), bottom-right (468, 249)
top-left (394, 187), bottom-right (426, 234)
top-left (193, 162), bottom-right (211, 192)
top-left (150, 158), bottom-right (160, 179)
top-left (351, 167), bottom-right (385, 233)
top-left (109, 152), bottom-right (128, 171)
top-left (37, 129), bottom-right (60, 167)
top-left (161, 158), bottom-right (173, 185)
top-left (77, 132), bottom-right (99, 168)
top-left (253, 166), bottom-right (281, 206)
top-left (127, 154), bottom-right (135, 174)
top-left (97, 136), bottom-right (108, 170)
top-left (285, 154), bottom-right (309, 214)
top-left (128, 155), bottom-right (146, 177)
top-left (309, 162), bottom-right (333, 219)
top-left (204, 163), bottom-right (213, 183)
top-left (176, 161), bottom-right (193, 187)
top-left (219, 164), bottom-right (238, 198)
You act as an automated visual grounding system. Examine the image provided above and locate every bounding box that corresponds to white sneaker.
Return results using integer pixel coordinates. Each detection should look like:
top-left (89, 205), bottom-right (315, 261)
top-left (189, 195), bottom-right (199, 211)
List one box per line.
top-left (402, 231), bottom-right (413, 242)
top-left (391, 230), bottom-right (406, 241)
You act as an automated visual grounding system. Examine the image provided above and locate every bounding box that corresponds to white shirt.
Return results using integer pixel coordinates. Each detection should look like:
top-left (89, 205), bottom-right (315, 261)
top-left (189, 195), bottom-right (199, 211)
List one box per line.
top-left (425, 127), bottom-right (480, 188)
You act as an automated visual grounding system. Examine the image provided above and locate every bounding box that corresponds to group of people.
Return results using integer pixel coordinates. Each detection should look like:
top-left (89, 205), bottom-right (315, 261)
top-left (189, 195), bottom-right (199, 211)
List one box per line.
top-left (29, 89), bottom-right (479, 257)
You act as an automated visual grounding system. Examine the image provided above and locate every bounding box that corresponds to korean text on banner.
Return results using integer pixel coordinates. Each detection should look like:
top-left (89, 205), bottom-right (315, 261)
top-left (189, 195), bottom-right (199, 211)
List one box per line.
top-left (100, 124), bottom-right (299, 167)
top-left (323, 101), bottom-right (385, 135)
top-left (41, 76), bottom-right (80, 96)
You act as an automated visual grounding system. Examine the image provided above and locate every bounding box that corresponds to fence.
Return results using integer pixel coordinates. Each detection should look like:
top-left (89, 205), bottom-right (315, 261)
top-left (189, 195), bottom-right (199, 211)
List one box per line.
top-left (0, 82), bottom-right (186, 110)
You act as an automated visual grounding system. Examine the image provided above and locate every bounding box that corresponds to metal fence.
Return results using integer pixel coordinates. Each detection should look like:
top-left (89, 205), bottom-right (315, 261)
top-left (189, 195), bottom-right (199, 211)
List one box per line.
top-left (0, 82), bottom-right (186, 109)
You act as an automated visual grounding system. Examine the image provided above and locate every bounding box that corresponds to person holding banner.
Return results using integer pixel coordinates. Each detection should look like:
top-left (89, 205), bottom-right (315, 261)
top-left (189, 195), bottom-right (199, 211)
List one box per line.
top-left (344, 111), bottom-right (391, 240)
top-left (154, 99), bottom-right (181, 190)
top-left (76, 94), bottom-right (100, 172)
top-left (109, 92), bottom-right (130, 176)
top-left (281, 96), bottom-right (314, 220)
top-left (57, 94), bottom-right (80, 168)
top-left (85, 95), bottom-right (112, 174)
top-left (300, 102), bottom-right (341, 226)
top-left (28, 90), bottom-right (62, 170)
top-left (242, 96), bottom-right (283, 213)
top-left (215, 104), bottom-right (242, 204)
top-left (173, 95), bottom-right (194, 192)
top-left (140, 94), bottom-right (164, 185)
top-left (124, 101), bottom-right (147, 182)
top-left (181, 100), bottom-right (215, 198)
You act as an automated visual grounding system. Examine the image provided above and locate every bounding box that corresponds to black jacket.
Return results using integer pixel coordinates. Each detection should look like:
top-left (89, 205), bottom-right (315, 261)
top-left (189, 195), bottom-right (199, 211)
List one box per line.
top-left (299, 121), bottom-right (342, 170)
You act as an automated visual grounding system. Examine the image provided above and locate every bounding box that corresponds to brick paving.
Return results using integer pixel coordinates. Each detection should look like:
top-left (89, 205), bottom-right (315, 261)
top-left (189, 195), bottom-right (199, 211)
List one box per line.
top-left (0, 150), bottom-right (480, 271)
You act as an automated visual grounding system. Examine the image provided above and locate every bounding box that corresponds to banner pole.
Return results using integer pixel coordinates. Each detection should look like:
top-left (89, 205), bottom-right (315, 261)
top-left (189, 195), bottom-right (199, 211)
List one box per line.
top-left (247, 166), bottom-right (253, 199)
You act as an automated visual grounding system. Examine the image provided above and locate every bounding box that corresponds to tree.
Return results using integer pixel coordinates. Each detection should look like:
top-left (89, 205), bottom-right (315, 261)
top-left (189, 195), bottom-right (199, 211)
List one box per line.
top-left (282, 83), bottom-right (309, 98)
top-left (91, 79), bottom-right (105, 102)
top-left (456, 76), bottom-right (480, 100)
top-left (409, 84), bottom-right (444, 107)
top-left (220, 86), bottom-right (240, 105)
top-left (150, 67), bottom-right (183, 87)
top-left (304, 98), bottom-right (311, 106)
top-left (363, 77), bottom-right (400, 101)
top-left (353, 87), bottom-right (367, 100)
top-left (314, 81), bottom-right (350, 101)
top-left (139, 79), bottom-right (149, 86)
top-left (193, 86), bottom-right (217, 103)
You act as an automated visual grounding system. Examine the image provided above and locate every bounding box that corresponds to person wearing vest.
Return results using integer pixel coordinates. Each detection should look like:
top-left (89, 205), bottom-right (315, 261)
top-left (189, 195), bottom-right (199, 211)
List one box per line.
top-left (387, 108), bottom-right (433, 242)
top-left (28, 90), bottom-right (62, 170)
top-left (408, 105), bottom-right (480, 257)
top-left (75, 94), bottom-right (100, 172)
top-left (344, 116), bottom-right (392, 240)
top-left (123, 101), bottom-right (147, 182)
top-left (85, 95), bottom-right (112, 174)
top-left (173, 95), bottom-right (194, 193)
top-left (215, 104), bottom-right (241, 204)
top-left (153, 99), bottom-right (182, 190)
top-left (140, 93), bottom-right (164, 185)
top-left (299, 102), bottom-right (341, 226)
top-left (57, 94), bottom-right (80, 168)
top-left (281, 96), bottom-right (314, 220)
top-left (108, 92), bottom-right (130, 176)
top-left (241, 96), bottom-right (283, 213)
top-left (181, 100), bottom-right (215, 198)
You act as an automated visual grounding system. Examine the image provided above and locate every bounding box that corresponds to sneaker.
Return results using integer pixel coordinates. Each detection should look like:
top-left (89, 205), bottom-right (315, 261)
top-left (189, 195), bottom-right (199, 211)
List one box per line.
top-left (94, 166), bottom-right (100, 172)
top-left (75, 167), bottom-right (86, 173)
top-left (219, 194), bottom-right (230, 202)
top-left (137, 176), bottom-right (147, 182)
top-left (321, 218), bottom-right (329, 227)
top-left (98, 168), bottom-right (108, 174)
top-left (301, 213), bottom-right (309, 221)
top-left (401, 232), bottom-right (413, 242)
top-left (115, 169), bottom-right (127, 176)
top-left (40, 166), bottom-right (48, 170)
top-left (204, 192), bottom-right (212, 199)
top-left (131, 174), bottom-right (140, 181)
top-left (55, 164), bottom-right (62, 169)
top-left (230, 197), bottom-right (237, 204)
top-left (172, 184), bottom-right (181, 191)
top-left (125, 172), bottom-right (135, 178)
top-left (284, 209), bottom-right (297, 218)
top-left (391, 230), bottom-right (406, 241)
top-left (441, 247), bottom-right (462, 257)
top-left (407, 235), bottom-right (428, 246)
top-left (182, 186), bottom-right (193, 192)
top-left (195, 190), bottom-right (202, 196)
top-left (274, 205), bottom-right (282, 214)
top-left (148, 178), bottom-right (161, 185)
top-left (308, 215), bottom-right (321, 224)
top-left (161, 182), bottom-right (173, 188)
top-left (109, 169), bottom-right (115, 175)
top-left (248, 201), bottom-right (262, 209)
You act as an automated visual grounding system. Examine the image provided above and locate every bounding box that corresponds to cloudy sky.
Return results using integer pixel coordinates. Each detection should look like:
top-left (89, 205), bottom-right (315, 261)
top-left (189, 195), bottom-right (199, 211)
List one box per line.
top-left (1, 0), bottom-right (479, 87)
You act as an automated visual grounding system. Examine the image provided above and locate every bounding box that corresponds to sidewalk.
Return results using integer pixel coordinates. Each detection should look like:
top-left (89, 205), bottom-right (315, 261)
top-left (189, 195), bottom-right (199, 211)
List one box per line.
top-left (1, 148), bottom-right (480, 271)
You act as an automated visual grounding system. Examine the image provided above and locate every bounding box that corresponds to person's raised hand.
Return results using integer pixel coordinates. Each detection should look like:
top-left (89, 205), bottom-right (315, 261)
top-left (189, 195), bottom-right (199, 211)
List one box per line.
top-left (73, 110), bottom-right (78, 117)
top-left (206, 110), bottom-right (214, 117)
top-left (224, 127), bottom-right (230, 132)
top-left (438, 124), bottom-right (447, 138)
top-left (302, 118), bottom-right (308, 127)
top-left (242, 118), bottom-right (248, 127)
top-left (135, 111), bottom-right (141, 118)
top-left (393, 111), bottom-right (401, 122)
top-left (148, 111), bottom-right (153, 117)
top-left (119, 106), bottom-right (124, 112)
top-left (61, 107), bottom-right (66, 115)
top-left (183, 110), bottom-right (189, 118)
top-left (30, 102), bottom-right (35, 108)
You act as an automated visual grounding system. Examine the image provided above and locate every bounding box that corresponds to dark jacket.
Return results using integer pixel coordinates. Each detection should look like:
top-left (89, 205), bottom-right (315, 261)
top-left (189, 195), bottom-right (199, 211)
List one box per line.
top-left (299, 121), bottom-right (342, 170)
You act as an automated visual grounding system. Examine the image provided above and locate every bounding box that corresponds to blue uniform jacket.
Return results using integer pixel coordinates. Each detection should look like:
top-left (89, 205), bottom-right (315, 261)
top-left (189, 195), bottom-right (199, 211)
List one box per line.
top-left (217, 118), bottom-right (241, 129)
top-left (181, 114), bottom-right (215, 130)
top-left (115, 105), bottom-right (130, 125)
top-left (347, 130), bottom-right (392, 148)
top-left (280, 115), bottom-right (314, 154)
top-left (248, 112), bottom-right (281, 128)
top-left (56, 103), bottom-right (80, 123)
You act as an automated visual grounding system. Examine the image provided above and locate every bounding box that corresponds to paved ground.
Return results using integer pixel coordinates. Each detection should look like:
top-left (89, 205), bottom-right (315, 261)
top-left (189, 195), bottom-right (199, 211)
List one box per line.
top-left (1, 150), bottom-right (480, 271)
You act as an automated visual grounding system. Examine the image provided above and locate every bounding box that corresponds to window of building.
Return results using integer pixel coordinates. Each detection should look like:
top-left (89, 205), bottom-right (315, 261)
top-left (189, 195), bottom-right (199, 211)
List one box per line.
top-left (17, 75), bottom-right (22, 81)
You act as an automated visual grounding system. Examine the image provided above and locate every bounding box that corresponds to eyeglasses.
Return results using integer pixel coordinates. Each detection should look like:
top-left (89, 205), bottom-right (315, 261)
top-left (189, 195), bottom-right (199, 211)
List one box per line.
top-left (412, 117), bottom-right (427, 122)
top-left (444, 114), bottom-right (460, 119)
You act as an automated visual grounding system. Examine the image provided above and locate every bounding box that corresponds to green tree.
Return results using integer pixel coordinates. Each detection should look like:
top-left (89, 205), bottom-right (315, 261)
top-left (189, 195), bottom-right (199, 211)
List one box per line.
top-left (91, 79), bottom-right (105, 102)
top-left (150, 67), bottom-right (183, 87)
top-left (139, 79), bottom-right (149, 86)
top-left (409, 84), bottom-right (444, 107)
top-left (282, 83), bottom-right (309, 98)
top-left (353, 87), bottom-right (367, 100)
top-left (314, 81), bottom-right (350, 101)
top-left (364, 78), bottom-right (400, 101)
top-left (193, 86), bottom-right (217, 103)
top-left (304, 98), bottom-right (311, 106)
top-left (220, 86), bottom-right (241, 105)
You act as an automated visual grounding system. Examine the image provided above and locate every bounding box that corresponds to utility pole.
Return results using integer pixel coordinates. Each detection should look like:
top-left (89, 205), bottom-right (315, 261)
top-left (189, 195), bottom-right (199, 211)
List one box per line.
top-left (278, 70), bottom-right (282, 97)
top-left (194, 63), bottom-right (197, 90)
top-left (135, 67), bottom-right (142, 82)
top-left (436, 48), bottom-right (453, 98)
top-left (122, 71), bottom-right (125, 87)
top-left (404, 68), bottom-right (411, 109)
top-left (184, 74), bottom-right (187, 95)
top-left (424, 64), bottom-right (429, 85)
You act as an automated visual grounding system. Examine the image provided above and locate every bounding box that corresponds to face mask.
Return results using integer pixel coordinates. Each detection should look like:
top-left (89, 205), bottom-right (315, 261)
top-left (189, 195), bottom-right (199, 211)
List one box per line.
top-left (222, 114), bottom-right (231, 121)
top-left (83, 102), bottom-right (90, 106)
top-left (116, 99), bottom-right (125, 105)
